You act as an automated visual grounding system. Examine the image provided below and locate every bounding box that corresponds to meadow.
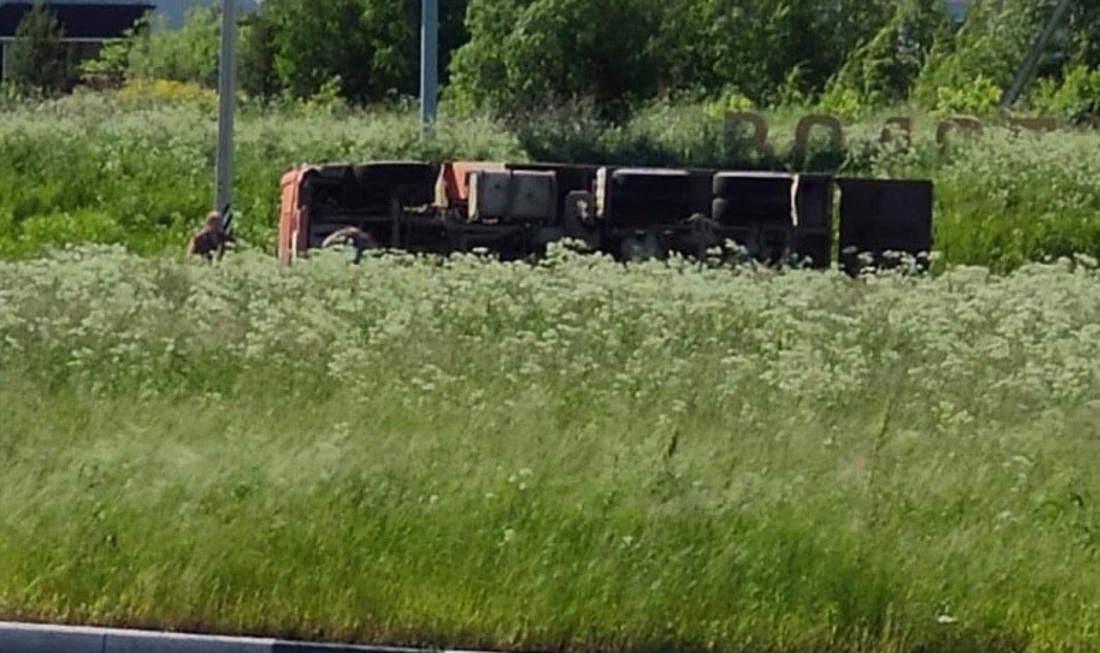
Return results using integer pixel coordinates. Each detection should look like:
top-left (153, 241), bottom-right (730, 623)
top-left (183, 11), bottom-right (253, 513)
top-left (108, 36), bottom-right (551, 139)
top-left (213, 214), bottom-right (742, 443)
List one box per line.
top-left (2, 243), bottom-right (1100, 653)
top-left (1, 85), bottom-right (1100, 270)
top-left (3, 85), bottom-right (1100, 653)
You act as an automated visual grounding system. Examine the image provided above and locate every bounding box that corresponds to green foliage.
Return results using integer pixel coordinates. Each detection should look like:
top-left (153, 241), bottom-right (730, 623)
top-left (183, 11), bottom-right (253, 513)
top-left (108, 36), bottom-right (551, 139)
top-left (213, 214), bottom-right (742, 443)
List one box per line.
top-left (908, 127), bottom-right (1100, 272)
top-left (1028, 63), bottom-right (1100, 125)
top-left (124, 7), bottom-right (220, 87)
top-left (911, 0), bottom-right (1046, 112)
top-left (651, 0), bottom-right (899, 109)
top-left (2, 247), bottom-right (1100, 652)
top-left (448, 0), bottom-right (667, 122)
top-left (76, 39), bottom-right (131, 89)
top-left (5, 0), bottom-right (71, 96)
top-left (2, 92), bottom-right (1100, 273)
top-left (92, 0), bottom-right (446, 105)
top-left (820, 0), bottom-right (953, 115)
top-left (71, 0), bottom-right (1100, 121)
top-left (1051, 0), bottom-right (1100, 71)
top-left (257, 0), bottom-right (414, 104)
top-left (4, 11), bottom-right (1100, 653)
top-left (1060, 0), bottom-right (1100, 70)
top-left (0, 93), bottom-right (525, 259)
top-left (929, 74), bottom-right (1003, 116)
top-left (237, 10), bottom-right (278, 100)
top-left (449, 0), bottom-right (904, 120)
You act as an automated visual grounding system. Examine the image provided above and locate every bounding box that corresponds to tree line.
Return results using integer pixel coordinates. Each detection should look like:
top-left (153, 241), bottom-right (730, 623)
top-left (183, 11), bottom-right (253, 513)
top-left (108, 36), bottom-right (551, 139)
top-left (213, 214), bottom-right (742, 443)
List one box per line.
top-left (9, 0), bottom-right (1100, 121)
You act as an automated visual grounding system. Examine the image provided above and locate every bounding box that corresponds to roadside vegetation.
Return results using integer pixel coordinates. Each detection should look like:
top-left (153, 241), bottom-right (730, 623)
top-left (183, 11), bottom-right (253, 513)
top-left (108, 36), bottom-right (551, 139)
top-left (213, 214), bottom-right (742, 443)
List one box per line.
top-left (1, 0), bottom-right (1100, 269)
top-left (2, 246), bottom-right (1099, 653)
top-left (1, 87), bottom-right (1100, 272)
top-left (2, 2), bottom-right (1100, 652)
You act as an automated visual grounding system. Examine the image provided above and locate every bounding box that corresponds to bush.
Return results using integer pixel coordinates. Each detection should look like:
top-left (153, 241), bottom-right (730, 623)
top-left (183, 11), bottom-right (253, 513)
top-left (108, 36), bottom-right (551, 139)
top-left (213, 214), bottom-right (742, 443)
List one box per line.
top-left (1027, 64), bottom-right (1100, 126)
top-left (124, 6), bottom-right (220, 87)
top-left (5, 0), bottom-right (72, 95)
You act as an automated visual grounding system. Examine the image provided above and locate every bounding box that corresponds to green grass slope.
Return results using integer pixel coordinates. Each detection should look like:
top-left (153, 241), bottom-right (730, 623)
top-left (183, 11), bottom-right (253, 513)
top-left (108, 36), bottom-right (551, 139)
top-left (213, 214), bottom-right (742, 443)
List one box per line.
top-left (1, 246), bottom-right (1099, 652)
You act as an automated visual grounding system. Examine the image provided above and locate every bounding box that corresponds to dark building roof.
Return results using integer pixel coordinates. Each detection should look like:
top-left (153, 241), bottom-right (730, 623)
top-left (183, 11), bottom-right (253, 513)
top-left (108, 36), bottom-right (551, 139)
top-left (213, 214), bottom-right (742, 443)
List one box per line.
top-left (0, 2), bottom-right (153, 39)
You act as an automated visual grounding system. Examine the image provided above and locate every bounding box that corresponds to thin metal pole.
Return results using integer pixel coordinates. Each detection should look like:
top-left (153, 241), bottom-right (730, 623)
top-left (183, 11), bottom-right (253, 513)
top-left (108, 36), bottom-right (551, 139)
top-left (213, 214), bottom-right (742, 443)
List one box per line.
top-left (215, 0), bottom-right (236, 214)
top-left (419, 0), bottom-right (438, 138)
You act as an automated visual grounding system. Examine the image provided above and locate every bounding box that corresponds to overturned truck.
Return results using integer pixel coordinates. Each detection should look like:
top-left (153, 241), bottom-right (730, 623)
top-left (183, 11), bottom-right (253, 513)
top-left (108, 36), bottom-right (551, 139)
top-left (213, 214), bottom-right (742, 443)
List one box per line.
top-left (276, 160), bottom-right (933, 274)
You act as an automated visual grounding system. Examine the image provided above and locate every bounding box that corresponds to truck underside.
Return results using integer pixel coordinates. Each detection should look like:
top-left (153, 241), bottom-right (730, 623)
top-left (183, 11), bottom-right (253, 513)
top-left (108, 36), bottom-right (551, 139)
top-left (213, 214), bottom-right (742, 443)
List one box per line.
top-left (278, 160), bottom-right (933, 275)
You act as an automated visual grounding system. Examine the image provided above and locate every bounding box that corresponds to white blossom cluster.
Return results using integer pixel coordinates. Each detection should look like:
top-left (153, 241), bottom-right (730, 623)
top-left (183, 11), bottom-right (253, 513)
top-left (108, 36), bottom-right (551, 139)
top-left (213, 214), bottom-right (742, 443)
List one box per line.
top-left (1, 244), bottom-right (1098, 439)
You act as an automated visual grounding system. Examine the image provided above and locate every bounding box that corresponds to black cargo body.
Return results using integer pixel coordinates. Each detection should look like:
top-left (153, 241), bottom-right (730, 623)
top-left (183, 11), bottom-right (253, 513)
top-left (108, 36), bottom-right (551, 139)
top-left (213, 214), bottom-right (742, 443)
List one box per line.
top-left (837, 178), bottom-right (934, 275)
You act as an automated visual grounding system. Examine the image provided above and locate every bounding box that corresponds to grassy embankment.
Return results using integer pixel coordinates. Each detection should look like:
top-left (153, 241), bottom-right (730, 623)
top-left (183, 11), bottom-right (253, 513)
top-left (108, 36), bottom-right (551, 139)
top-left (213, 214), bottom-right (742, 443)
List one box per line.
top-left (3, 84), bottom-right (1100, 653)
top-left (2, 245), bottom-right (1100, 653)
top-left (1, 87), bottom-right (1100, 271)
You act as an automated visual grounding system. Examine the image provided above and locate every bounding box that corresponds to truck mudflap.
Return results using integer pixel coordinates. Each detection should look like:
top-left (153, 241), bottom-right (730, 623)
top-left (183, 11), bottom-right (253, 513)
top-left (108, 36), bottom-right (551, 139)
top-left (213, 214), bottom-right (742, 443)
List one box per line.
top-left (837, 177), bottom-right (933, 276)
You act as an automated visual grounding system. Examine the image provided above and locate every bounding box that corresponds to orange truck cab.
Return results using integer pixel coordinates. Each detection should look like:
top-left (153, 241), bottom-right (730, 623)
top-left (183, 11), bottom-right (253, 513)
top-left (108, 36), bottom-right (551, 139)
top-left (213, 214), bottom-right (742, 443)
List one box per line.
top-left (277, 165), bottom-right (313, 266)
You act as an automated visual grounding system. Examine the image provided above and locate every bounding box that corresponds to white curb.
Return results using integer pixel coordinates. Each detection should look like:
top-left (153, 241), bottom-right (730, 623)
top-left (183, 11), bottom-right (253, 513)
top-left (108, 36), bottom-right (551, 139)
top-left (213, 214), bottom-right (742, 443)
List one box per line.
top-left (0, 621), bottom-right (442, 653)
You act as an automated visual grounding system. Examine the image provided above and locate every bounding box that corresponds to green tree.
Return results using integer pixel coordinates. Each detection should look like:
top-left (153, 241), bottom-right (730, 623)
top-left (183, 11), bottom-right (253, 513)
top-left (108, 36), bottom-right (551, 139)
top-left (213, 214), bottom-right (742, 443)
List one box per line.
top-left (651, 0), bottom-right (896, 107)
top-left (1064, 0), bottom-right (1100, 68)
top-left (913, 0), bottom-right (1050, 108)
top-left (6, 0), bottom-right (71, 95)
top-left (438, 0), bottom-right (470, 89)
top-left (124, 6), bottom-right (220, 86)
top-left (448, 0), bottom-right (666, 122)
top-left (78, 0), bottom-right (468, 106)
top-left (238, 10), bottom-right (278, 99)
top-left (447, 0), bottom-right (902, 119)
top-left (236, 0), bottom-right (468, 104)
top-left (259, 0), bottom-right (416, 104)
top-left (822, 0), bottom-right (954, 109)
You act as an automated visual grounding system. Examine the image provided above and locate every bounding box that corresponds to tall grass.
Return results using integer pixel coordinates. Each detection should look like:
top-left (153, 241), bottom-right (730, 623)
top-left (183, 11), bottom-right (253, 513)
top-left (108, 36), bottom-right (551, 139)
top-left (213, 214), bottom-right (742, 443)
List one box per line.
top-left (1, 88), bottom-right (1100, 270)
top-left (866, 125), bottom-right (1100, 273)
top-left (0, 90), bottom-right (524, 258)
top-left (2, 245), bottom-right (1099, 652)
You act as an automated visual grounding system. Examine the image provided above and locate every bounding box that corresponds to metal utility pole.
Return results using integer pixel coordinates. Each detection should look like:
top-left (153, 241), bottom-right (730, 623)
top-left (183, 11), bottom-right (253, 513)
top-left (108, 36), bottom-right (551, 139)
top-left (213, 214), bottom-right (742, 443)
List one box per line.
top-left (215, 0), bottom-right (237, 215)
top-left (999, 0), bottom-right (1074, 108)
top-left (419, 0), bottom-right (438, 138)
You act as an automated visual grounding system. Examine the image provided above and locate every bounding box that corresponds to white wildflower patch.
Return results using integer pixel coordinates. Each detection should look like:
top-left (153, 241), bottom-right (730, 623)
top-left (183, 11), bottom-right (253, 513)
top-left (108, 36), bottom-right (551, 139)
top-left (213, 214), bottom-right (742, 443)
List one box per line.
top-left (0, 246), bottom-right (1097, 447)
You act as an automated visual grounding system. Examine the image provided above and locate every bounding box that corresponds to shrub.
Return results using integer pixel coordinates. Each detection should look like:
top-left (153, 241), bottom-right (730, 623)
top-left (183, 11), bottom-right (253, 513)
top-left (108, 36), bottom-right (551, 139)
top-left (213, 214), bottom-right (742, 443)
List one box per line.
top-left (5, 0), bottom-right (72, 96)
